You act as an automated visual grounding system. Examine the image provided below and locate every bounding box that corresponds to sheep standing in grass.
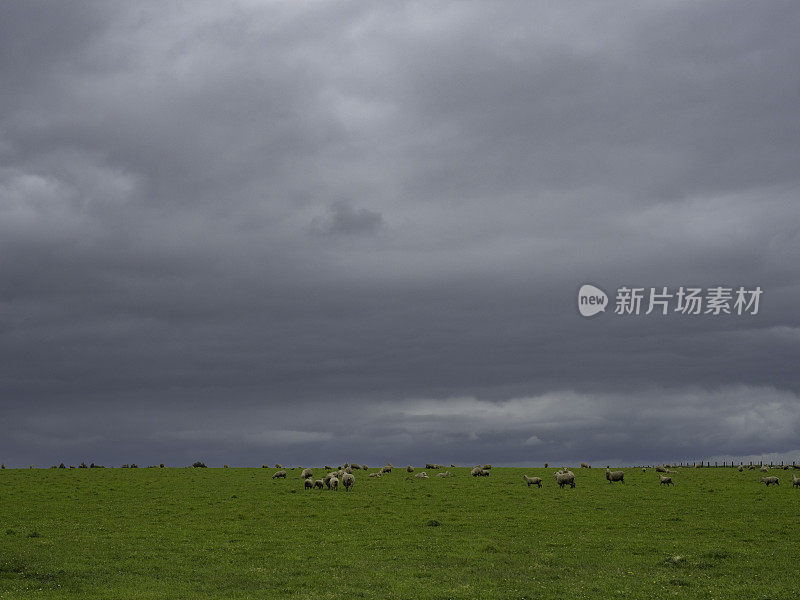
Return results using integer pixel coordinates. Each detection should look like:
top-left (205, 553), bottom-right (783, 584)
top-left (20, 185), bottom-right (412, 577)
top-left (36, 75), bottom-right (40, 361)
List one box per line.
top-left (738, 465), bottom-right (743, 472)
top-left (304, 478), bottom-right (314, 489)
top-left (407, 465), bottom-right (415, 473)
top-left (760, 465), bottom-right (769, 473)
top-left (361, 464), bottom-right (368, 471)
top-left (470, 466), bottom-right (482, 477)
top-left (314, 479), bottom-right (324, 489)
top-left (605, 468), bottom-right (624, 484)
top-left (414, 472), bottom-right (429, 479)
top-left (329, 476), bottom-right (339, 490)
top-left (554, 471), bottom-right (575, 488)
top-left (658, 474), bottom-right (673, 486)
top-left (655, 466), bottom-right (666, 473)
top-left (580, 462), bottom-right (590, 469)
top-left (342, 472), bottom-right (355, 491)
top-left (369, 472), bottom-right (381, 478)
top-left (272, 470), bottom-right (287, 479)
top-left (523, 475), bottom-right (542, 487)
top-left (437, 471), bottom-right (451, 478)
top-left (760, 476), bottom-right (779, 486)
top-left (380, 465), bottom-right (392, 474)
top-left (792, 474), bottom-right (800, 488)
top-left (301, 468), bottom-right (313, 479)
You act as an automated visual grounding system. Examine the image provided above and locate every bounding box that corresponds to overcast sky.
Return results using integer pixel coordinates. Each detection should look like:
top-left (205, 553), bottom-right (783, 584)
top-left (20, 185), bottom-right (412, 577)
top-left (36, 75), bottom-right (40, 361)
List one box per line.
top-left (2, 1), bottom-right (799, 467)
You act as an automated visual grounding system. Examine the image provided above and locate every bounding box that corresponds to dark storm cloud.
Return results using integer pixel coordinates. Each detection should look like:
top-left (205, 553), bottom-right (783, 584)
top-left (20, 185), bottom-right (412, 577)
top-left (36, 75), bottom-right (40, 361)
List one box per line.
top-left (1, 1), bottom-right (799, 467)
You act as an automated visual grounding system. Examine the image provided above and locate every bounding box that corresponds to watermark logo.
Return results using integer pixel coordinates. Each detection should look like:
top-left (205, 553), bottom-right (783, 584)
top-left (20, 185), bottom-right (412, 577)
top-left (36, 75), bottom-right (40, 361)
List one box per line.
top-left (578, 285), bottom-right (762, 317)
top-left (577, 284), bottom-right (608, 317)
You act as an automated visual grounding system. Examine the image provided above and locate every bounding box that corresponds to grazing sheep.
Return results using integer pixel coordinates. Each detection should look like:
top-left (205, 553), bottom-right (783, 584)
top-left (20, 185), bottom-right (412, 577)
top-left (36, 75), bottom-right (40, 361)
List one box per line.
top-left (605, 468), bottom-right (624, 484)
top-left (314, 479), bottom-right (324, 489)
top-left (470, 466), bottom-right (482, 477)
top-left (748, 465), bottom-right (756, 470)
top-left (555, 472), bottom-right (575, 488)
top-left (760, 476), bottom-right (779, 486)
top-left (425, 463), bottom-right (435, 469)
top-left (414, 472), bottom-right (429, 479)
top-left (782, 465), bottom-right (790, 470)
top-left (543, 463), bottom-right (549, 468)
top-left (324, 465), bottom-right (332, 470)
top-left (304, 478), bottom-right (314, 489)
top-left (642, 468), bottom-right (647, 473)
top-left (738, 465), bottom-right (743, 472)
top-left (658, 474), bottom-right (674, 486)
top-left (369, 472), bottom-right (382, 478)
top-left (329, 476), bottom-right (339, 490)
top-left (344, 466), bottom-right (353, 474)
top-left (655, 466), bottom-right (667, 473)
top-left (380, 465), bottom-right (392, 474)
top-left (580, 462), bottom-right (590, 469)
top-left (760, 465), bottom-right (769, 473)
top-left (407, 465), bottom-right (415, 473)
top-left (792, 474), bottom-right (799, 488)
top-left (437, 471), bottom-right (452, 478)
top-left (301, 468), bottom-right (313, 479)
top-left (342, 472), bottom-right (355, 491)
top-left (483, 464), bottom-right (492, 469)
top-left (274, 464), bottom-right (283, 469)
top-left (323, 473), bottom-right (335, 488)
top-left (523, 475), bottom-right (542, 487)
top-left (272, 470), bottom-right (287, 479)
top-left (362, 464), bottom-right (368, 470)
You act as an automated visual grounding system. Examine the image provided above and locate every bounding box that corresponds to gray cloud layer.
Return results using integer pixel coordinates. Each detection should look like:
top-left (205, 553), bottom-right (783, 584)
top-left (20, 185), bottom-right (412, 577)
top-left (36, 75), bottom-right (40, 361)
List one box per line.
top-left (1, 1), bottom-right (799, 467)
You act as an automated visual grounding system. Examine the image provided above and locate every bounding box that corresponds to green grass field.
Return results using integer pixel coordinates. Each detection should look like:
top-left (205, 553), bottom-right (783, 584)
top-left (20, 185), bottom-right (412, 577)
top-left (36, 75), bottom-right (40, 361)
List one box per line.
top-left (1, 466), bottom-right (798, 599)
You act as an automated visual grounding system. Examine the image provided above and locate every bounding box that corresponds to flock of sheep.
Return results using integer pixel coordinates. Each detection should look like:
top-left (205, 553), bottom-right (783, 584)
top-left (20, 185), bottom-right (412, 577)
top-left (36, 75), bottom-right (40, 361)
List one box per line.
top-left (270, 461), bottom-right (800, 491)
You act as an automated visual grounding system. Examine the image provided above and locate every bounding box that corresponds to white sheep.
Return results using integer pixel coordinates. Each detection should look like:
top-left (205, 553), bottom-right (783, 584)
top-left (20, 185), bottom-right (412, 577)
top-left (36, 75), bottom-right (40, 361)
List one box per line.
top-left (605, 467), bottom-right (624, 484)
top-left (658, 474), bottom-right (673, 486)
top-left (792, 474), bottom-right (799, 488)
top-left (301, 468), bottom-right (313, 479)
top-left (368, 472), bottom-right (382, 478)
top-left (304, 477), bottom-right (314, 489)
top-left (555, 471), bottom-right (575, 488)
top-left (314, 479), bottom-right (324, 489)
top-left (342, 472), bottom-right (355, 491)
top-left (760, 476), bottom-right (779, 486)
top-left (523, 475), bottom-right (542, 487)
top-left (329, 476), bottom-right (339, 490)
top-left (414, 472), bottom-right (429, 479)
top-left (437, 471), bottom-right (452, 478)
top-left (272, 470), bottom-right (287, 479)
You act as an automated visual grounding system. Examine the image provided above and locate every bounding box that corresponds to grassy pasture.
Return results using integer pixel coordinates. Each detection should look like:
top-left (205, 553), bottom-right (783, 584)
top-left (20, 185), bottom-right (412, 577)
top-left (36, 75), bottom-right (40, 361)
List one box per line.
top-left (1, 466), bottom-right (798, 599)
